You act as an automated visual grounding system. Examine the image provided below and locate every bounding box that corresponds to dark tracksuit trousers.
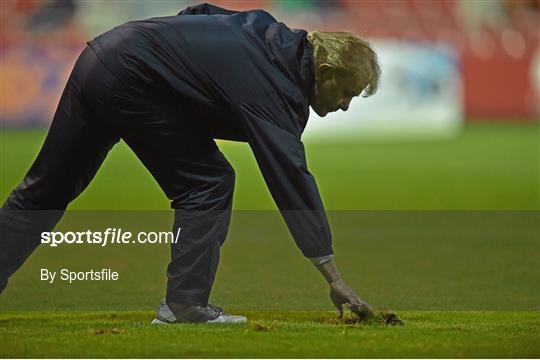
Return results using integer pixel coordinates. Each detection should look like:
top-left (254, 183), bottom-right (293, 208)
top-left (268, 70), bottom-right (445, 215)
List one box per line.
top-left (0, 4), bottom-right (334, 304)
top-left (0, 46), bottom-right (234, 304)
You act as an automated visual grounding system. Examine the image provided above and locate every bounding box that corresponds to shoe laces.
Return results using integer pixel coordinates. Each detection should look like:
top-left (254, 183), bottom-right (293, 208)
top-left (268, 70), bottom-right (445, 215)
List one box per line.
top-left (206, 303), bottom-right (225, 315)
top-left (192, 303), bottom-right (224, 318)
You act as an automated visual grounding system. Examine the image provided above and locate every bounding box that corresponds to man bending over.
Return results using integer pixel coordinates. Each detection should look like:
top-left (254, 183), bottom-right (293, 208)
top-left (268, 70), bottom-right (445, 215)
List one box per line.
top-left (0, 3), bottom-right (381, 324)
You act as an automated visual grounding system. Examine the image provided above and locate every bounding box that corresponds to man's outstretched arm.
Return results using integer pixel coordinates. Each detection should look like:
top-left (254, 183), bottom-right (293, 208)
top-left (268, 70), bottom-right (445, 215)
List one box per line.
top-left (236, 98), bottom-right (332, 259)
top-left (235, 94), bottom-right (373, 316)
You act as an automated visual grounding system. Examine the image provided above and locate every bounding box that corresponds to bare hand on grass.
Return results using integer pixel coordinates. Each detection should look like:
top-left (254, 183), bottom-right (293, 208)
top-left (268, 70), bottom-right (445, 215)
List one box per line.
top-left (329, 279), bottom-right (374, 319)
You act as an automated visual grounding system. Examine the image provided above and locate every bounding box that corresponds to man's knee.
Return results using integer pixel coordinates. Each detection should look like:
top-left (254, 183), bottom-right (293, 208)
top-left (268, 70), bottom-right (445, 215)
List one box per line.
top-left (202, 163), bottom-right (235, 205)
top-left (170, 163), bottom-right (235, 210)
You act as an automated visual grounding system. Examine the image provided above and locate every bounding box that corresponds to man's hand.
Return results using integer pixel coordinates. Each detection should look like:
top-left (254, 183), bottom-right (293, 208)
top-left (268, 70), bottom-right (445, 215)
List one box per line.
top-left (329, 278), bottom-right (374, 318)
top-left (310, 256), bottom-right (374, 319)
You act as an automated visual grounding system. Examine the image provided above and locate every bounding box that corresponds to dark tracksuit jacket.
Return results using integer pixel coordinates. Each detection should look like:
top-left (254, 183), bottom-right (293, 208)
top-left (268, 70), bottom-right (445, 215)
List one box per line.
top-left (0, 3), bottom-right (332, 304)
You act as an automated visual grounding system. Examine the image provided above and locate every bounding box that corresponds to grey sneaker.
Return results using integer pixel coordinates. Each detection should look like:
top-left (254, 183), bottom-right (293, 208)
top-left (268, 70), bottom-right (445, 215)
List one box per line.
top-left (151, 299), bottom-right (247, 324)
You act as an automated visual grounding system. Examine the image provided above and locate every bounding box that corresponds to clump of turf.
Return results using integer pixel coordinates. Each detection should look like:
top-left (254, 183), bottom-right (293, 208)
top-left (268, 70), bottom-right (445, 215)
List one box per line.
top-left (345, 305), bottom-right (404, 326)
top-left (249, 321), bottom-right (274, 332)
top-left (378, 310), bottom-right (404, 326)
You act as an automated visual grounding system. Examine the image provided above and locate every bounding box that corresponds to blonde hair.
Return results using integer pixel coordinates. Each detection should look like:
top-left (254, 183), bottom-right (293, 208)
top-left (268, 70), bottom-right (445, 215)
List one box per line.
top-left (307, 31), bottom-right (381, 97)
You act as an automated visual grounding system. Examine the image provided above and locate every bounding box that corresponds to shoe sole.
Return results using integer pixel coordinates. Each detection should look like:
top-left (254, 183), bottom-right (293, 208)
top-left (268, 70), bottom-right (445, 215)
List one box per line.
top-left (151, 316), bottom-right (248, 325)
top-left (207, 315), bottom-right (248, 324)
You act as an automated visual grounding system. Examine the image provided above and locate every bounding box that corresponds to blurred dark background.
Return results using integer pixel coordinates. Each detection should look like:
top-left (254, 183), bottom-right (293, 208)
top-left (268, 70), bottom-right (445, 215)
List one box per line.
top-left (1, 0), bottom-right (538, 127)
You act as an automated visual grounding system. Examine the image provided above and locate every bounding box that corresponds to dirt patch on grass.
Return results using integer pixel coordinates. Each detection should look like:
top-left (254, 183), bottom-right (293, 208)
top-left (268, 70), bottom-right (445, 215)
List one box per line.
top-left (249, 321), bottom-right (275, 332)
top-left (318, 309), bottom-right (404, 327)
top-left (90, 328), bottom-right (126, 335)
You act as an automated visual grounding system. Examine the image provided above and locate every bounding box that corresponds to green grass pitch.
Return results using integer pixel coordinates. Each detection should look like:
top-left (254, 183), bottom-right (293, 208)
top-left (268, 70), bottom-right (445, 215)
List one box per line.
top-left (0, 122), bottom-right (539, 357)
top-left (1, 122), bottom-right (538, 210)
top-left (1, 311), bottom-right (539, 358)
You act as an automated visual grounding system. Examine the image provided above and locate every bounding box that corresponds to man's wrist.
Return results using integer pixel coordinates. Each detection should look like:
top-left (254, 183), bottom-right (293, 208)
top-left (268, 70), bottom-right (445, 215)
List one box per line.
top-left (309, 254), bottom-right (334, 266)
top-left (311, 257), bottom-right (342, 284)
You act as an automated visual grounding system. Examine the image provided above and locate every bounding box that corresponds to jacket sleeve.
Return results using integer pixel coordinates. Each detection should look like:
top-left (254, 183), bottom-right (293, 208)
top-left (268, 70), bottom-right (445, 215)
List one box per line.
top-left (177, 3), bottom-right (240, 16)
top-left (235, 96), bottom-right (333, 258)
